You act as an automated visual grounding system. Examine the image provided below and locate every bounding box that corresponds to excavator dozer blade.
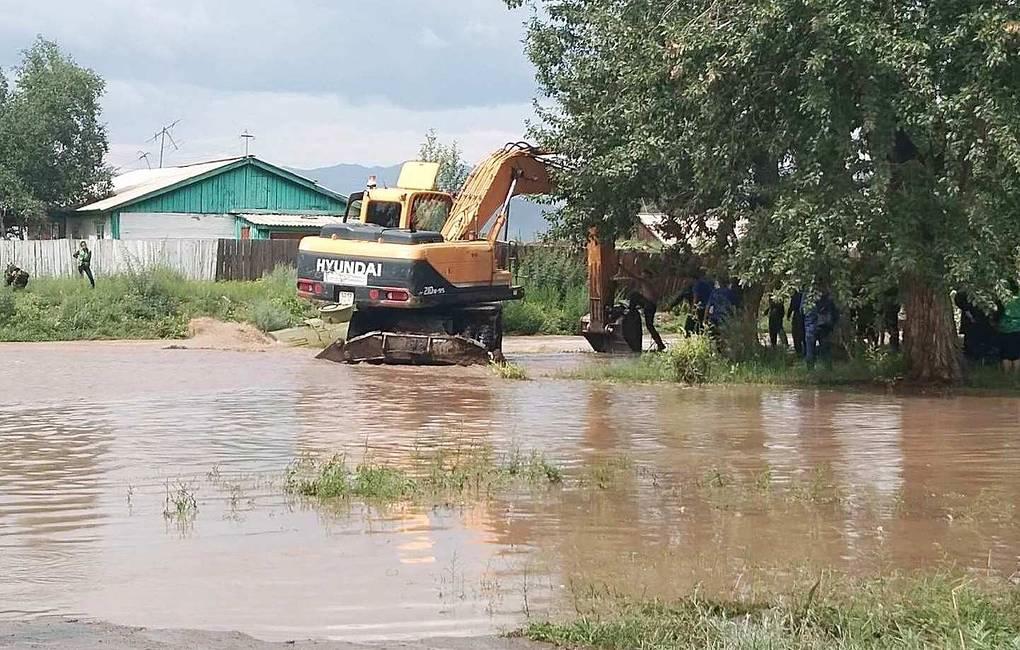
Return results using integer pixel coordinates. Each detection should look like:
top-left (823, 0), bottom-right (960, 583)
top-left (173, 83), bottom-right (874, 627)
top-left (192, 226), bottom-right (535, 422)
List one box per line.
top-left (324, 331), bottom-right (492, 366)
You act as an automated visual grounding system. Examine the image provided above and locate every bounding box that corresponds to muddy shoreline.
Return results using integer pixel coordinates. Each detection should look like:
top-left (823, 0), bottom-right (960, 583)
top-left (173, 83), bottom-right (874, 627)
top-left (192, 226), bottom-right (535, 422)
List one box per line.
top-left (0, 618), bottom-right (540, 649)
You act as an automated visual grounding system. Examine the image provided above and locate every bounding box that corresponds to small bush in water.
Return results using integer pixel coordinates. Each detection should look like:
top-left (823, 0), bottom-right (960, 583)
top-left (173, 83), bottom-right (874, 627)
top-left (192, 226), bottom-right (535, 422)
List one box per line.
top-left (491, 361), bottom-right (529, 380)
top-left (664, 335), bottom-right (716, 384)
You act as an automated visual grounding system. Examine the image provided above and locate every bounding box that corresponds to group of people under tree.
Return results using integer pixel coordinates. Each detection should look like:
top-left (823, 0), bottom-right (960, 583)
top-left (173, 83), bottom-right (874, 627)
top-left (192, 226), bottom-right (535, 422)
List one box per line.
top-left (955, 281), bottom-right (1020, 373)
top-left (621, 264), bottom-right (1020, 374)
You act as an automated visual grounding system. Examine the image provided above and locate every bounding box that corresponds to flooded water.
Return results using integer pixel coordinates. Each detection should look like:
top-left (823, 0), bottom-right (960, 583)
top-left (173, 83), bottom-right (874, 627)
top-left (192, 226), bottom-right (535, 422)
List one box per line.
top-left (1, 342), bottom-right (1019, 641)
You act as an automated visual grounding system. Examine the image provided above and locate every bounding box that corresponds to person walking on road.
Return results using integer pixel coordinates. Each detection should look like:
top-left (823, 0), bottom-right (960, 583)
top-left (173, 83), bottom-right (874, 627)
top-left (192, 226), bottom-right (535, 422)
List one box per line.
top-left (74, 241), bottom-right (95, 288)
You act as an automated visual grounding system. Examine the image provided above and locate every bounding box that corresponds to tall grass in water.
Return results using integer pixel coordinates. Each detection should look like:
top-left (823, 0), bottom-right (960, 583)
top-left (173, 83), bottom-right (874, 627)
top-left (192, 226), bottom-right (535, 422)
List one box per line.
top-left (524, 574), bottom-right (1020, 649)
top-left (504, 246), bottom-right (588, 335)
top-left (285, 445), bottom-right (563, 502)
top-left (0, 265), bottom-right (314, 341)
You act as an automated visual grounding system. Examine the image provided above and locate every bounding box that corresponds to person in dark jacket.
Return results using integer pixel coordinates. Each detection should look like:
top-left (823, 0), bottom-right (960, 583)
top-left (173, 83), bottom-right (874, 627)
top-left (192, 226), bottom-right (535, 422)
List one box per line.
top-left (73, 241), bottom-right (95, 288)
top-left (619, 264), bottom-right (666, 352)
top-left (788, 291), bottom-right (805, 356)
top-left (766, 297), bottom-right (787, 348)
top-left (880, 287), bottom-right (900, 352)
top-left (802, 291), bottom-right (840, 369)
top-left (954, 291), bottom-right (998, 363)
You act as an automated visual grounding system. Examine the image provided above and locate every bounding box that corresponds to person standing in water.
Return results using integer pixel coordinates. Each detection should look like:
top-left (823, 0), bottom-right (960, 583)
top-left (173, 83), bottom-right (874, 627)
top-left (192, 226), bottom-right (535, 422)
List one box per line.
top-left (73, 241), bottom-right (95, 288)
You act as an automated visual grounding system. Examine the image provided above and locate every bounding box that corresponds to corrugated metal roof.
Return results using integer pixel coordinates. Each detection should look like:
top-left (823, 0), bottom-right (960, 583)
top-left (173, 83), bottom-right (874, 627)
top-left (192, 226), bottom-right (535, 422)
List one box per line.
top-left (236, 213), bottom-right (344, 228)
top-left (78, 158), bottom-right (244, 212)
top-left (637, 212), bottom-right (678, 246)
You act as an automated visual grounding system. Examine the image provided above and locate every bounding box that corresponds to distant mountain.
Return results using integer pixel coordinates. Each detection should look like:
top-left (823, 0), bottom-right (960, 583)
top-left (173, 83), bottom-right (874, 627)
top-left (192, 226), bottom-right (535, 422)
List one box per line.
top-left (293, 163), bottom-right (553, 242)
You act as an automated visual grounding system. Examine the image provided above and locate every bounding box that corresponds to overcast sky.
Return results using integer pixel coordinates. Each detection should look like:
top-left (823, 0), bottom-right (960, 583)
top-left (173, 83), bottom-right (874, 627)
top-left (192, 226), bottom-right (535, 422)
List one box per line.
top-left (0, 0), bottom-right (539, 171)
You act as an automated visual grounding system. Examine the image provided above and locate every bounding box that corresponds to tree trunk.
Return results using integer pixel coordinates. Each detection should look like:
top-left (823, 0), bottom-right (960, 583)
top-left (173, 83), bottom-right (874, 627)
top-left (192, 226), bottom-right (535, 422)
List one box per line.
top-left (902, 274), bottom-right (962, 383)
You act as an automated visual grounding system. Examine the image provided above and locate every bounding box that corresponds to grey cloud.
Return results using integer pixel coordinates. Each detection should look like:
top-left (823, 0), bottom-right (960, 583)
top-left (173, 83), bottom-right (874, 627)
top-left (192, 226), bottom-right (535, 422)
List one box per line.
top-left (0, 0), bottom-right (537, 110)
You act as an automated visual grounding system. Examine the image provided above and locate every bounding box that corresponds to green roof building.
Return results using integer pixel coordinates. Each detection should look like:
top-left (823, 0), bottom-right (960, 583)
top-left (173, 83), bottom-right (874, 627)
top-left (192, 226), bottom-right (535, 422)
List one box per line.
top-left (67, 156), bottom-right (347, 240)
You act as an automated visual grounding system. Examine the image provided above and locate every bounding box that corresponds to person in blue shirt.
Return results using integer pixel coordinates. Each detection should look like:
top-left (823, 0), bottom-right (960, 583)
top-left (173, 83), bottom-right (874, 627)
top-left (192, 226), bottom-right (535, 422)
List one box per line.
top-left (802, 291), bottom-right (840, 368)
top-left (706, 278), bottom-right (736, 331)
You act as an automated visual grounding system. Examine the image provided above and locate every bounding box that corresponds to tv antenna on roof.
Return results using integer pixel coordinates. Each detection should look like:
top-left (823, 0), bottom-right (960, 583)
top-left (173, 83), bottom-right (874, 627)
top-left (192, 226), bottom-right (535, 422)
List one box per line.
top-left (148, 120), bottom-right (181, 168)
top-left (240, 130), bottom-right (255, 157)
top-left (137, 151), bottom-right (152, 169)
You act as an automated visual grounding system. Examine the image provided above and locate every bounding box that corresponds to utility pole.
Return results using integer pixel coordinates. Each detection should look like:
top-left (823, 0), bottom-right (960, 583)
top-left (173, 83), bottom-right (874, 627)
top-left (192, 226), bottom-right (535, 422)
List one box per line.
top-left (240, 130), bottom-right (255, 157)
top-left (149, 120), bottom-right (181, 168)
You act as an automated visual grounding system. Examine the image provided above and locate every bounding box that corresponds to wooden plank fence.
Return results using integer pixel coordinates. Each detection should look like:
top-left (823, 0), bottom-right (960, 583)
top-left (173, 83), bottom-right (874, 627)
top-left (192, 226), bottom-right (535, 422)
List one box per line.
top-left (216, 239), bottom-right (300, 281)
top-left (0, 239), bottom-right (219, 281)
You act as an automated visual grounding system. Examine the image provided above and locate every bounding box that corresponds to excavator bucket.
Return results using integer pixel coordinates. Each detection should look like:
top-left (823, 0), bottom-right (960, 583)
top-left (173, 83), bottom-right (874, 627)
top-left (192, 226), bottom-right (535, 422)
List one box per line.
top-left (316, 331), bottom-right (491, 366)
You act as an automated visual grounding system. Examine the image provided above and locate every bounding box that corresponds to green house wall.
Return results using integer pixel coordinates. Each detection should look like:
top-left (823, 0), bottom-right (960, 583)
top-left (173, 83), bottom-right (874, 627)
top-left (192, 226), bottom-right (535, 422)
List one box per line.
top-left (124, 163), bottom-right (346, 215)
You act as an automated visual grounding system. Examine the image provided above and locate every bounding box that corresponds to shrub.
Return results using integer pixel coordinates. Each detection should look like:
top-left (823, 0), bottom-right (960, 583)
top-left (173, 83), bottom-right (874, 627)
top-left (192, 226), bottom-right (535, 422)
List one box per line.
top-left (509, 246), bottom-right (588, 335)
top-left (504, 300), bottom-right (546, 334)
top-left (0, 289), bottom-right (15, 325)
top-left (248, 299), bottom-right (293, 332)
top-left (664, 334), bottom-right (717, 384)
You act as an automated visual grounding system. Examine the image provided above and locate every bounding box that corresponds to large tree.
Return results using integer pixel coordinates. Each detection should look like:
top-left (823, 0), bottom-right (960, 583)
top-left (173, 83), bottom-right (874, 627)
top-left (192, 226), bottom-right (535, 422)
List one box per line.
top-left (418, 129), bottom-right (470, 193)
top-left (0, 38), bottom-right (111, 238)
top-left (507, 0), bottom-right (1020, 382)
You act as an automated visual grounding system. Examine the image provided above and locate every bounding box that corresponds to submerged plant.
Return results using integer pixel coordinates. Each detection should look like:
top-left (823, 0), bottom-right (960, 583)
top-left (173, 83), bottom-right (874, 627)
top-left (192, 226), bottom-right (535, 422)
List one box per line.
top-left (163, 480), bottom-right (198, 521)
top-left (491, 360), bottom-right (530, 380)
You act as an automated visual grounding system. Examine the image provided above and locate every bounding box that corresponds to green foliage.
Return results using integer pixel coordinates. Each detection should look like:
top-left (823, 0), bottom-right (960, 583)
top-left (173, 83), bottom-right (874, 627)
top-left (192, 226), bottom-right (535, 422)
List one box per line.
top-left (504, 245), bottom-right (588, 335)
top-left (286, 446), bottom-right (564, 503)
top-left (505, 0), bottom-right (1020, 380)
top-left (0, 288), bottom-right (15, 324)
top-left (491, 360), bottom-right (530, 380)
top-left (524, 575), bottom-right (1020, 650)
top-left (564, 344), bottom-right (912, 388)
top-left (418, 128), bottom-right (470, 193)
top-left (247, 299), bottom-right (293, 333)
top-left (0, 266), bottom-right (314, 341)
top-left (163, 481), bottom-right (198, 522)
top-left (664, 334), bottom-right (716, 384)
top-left (0, 38), bottom-right (110, 236)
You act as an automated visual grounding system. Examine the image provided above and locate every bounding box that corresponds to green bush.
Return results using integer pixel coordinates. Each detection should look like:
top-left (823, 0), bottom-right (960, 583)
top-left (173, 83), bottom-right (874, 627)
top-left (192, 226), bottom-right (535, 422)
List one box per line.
top-left (665, 334), bottom-right (717, 383)
top-left (247, 299), bottom-right (293, 332)
top-left (0, 289), bottom-right (16, 325)
top-left (506, 246), bottom-right (588, 335)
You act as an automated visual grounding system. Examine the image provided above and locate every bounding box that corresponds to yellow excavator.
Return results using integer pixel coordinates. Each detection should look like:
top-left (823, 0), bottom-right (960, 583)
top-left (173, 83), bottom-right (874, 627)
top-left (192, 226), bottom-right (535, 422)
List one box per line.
top-left (296, 142), bottom-right (557, 365)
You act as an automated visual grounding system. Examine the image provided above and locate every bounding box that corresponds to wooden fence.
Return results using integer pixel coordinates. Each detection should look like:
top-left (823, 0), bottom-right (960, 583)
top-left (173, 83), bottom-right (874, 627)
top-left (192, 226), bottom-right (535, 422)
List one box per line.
top-left (0, 239), bottom-right (219, 281)
top-left (216, 239), bottom-right (300, 281)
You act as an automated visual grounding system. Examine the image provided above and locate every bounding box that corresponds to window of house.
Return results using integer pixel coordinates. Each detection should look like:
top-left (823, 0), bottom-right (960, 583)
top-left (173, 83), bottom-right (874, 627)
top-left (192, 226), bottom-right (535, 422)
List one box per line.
top-left (95, 221), bottom-right (105, 239)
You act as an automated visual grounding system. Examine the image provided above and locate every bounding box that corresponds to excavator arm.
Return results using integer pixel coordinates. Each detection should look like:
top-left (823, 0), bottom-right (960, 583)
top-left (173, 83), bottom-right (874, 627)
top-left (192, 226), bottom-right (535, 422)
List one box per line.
top-left (441, 143), bottom-right (557, 242)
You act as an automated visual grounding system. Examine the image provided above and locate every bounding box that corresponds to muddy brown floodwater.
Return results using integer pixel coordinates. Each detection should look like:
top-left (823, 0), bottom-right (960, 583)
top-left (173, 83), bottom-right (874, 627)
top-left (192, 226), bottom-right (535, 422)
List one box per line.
top-left (1, 341), bottom-right (1019, 643)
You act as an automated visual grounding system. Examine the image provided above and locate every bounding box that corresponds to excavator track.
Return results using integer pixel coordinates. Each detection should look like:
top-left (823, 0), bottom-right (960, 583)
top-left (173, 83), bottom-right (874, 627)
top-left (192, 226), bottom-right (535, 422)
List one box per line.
top-left (316, 304), bottom-right (504, 366)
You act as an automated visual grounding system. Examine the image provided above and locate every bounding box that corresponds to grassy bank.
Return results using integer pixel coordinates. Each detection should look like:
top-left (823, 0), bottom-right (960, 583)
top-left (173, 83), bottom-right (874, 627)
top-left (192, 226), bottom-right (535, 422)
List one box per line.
top-left (505, 246), bottom-right (587, 335)
top-left (564, 334), bottom-right (1020, 391)
top-left (0, 266), bottom-right (314, 341)
top-left (524, 574), bottom-right (1020, 649)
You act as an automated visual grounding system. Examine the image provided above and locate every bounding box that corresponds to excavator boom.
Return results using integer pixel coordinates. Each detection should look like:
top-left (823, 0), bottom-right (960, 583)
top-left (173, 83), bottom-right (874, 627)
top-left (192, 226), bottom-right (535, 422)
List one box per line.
top-left (441, 143), bottom-right (557, 241)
